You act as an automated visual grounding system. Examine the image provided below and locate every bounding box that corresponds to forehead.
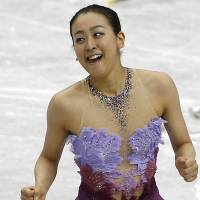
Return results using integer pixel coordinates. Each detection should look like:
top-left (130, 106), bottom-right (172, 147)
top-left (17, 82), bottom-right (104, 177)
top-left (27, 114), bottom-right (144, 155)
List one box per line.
top-left (71, 12), bottom-right (112, 35)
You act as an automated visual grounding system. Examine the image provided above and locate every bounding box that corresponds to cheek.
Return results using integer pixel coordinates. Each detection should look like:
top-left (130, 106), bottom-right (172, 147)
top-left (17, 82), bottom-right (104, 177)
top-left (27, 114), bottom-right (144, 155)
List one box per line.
top-left (74, 47), bottom-right (83, 58)
top-left (101, 40), bottom-right (116, 53)
top-left (104, 40), bottom-right (120, 54)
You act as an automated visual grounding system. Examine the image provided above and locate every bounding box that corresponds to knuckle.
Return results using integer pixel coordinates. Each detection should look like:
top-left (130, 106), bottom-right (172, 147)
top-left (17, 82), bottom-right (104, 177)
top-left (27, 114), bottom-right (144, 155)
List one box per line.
top-left (184, 177), bottom-right (192, 182)
top-left (182, 170), bottom-right (188, 176)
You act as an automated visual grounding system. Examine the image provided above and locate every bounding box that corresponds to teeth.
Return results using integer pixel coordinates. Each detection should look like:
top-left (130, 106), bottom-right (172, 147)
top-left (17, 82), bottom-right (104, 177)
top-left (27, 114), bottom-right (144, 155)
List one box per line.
top-left (88, 54), bottom-right (102, 60)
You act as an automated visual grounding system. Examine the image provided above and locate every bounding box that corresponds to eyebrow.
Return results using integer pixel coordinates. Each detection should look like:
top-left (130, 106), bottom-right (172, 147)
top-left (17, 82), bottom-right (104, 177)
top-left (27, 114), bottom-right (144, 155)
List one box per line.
top-left (74, 25), bottom-right (105, 36)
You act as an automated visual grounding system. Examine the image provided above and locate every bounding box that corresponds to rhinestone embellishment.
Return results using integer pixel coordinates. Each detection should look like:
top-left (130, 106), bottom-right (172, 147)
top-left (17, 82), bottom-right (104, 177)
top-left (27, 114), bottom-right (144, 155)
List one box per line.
top-left (86, 68), bottom-right (133, 131)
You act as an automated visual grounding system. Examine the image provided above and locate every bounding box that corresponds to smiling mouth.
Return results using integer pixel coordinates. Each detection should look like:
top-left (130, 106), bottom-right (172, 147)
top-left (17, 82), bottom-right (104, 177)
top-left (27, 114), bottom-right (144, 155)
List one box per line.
top-left (87, 54), bottom-right (103, 64)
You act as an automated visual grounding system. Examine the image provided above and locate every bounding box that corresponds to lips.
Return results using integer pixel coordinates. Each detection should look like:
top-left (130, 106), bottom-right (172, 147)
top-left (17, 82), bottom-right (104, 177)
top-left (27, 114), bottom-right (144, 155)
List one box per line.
top-left (86, 53), bottom-right (103, 64)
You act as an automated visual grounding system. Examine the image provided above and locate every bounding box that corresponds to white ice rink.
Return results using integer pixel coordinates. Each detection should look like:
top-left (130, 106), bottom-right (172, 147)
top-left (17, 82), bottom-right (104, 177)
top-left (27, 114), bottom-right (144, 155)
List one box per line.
top-left (0, 0), bottom-right (200, 199)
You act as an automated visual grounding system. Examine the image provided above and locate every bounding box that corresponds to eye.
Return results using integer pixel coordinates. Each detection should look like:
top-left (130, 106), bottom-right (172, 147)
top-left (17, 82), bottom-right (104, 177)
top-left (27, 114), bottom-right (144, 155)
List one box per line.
top-left (75, 37), bottom-right (85, 44)
top-left (94, 32), bottom-right (104, 38)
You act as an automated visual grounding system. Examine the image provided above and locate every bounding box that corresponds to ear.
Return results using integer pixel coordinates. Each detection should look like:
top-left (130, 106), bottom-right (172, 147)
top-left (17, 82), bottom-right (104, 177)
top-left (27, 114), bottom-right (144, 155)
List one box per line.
top-left (116, 31), bottom-right (125, 49)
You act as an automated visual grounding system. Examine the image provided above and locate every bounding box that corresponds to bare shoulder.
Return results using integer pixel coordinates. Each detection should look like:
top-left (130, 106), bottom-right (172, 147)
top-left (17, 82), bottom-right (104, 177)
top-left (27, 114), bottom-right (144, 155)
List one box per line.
top-left (47, 79), bottom-right (86, 132)
top-left (135, 68), bottom-right (177, 116)
top-left (53, 79), bottom-right (85, 107)
top-left (136, 68), bottom-right (176, 97)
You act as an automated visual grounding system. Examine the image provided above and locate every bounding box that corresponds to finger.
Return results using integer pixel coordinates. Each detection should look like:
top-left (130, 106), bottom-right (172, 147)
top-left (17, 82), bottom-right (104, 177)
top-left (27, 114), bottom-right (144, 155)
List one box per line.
top-left (21, 195), bottom-right (34, 200)
top-left (182, 165), bottom-right (198, 175)
top-left (184, 174), bottom-right (198, 182)
top-left (21, 187), bottom-right (35, 197)
top-left (183, 161), bottom-right (198, 174)
top-left (185, 159), bottom-right (197, 168)
top-left (182, 169), bottom-right (198, 179)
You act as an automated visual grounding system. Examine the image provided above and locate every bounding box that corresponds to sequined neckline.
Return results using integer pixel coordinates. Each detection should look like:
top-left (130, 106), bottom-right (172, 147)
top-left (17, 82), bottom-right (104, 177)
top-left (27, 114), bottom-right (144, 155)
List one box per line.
top-left (85, 67), bottom-right (132, 98)
top-left (85, 68), bottom-right (133, 130)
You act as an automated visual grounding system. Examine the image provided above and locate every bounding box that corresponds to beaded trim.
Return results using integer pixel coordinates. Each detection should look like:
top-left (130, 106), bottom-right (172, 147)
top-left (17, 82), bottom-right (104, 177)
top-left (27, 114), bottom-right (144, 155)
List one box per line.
top-left (86, 68), bottom-right (133, 131)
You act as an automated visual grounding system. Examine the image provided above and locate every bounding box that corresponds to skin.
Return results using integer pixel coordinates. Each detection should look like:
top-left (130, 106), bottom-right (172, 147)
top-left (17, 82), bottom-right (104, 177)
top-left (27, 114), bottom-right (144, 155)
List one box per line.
top-left (72, 12), bottom-right (126, 96)
top-left (21, 12), bottom-right (198, 200)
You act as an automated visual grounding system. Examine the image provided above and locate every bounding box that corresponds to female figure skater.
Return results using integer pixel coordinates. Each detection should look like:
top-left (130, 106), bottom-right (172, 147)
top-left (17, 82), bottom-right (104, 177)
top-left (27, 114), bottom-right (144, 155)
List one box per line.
top-left (21, 4), bottom-right (198, 200)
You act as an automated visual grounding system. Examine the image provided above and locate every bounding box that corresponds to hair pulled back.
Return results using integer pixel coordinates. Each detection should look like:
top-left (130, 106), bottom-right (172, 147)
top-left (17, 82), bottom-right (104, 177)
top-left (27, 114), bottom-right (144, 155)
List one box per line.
top-left (70, 4), bottom-right (121, 41)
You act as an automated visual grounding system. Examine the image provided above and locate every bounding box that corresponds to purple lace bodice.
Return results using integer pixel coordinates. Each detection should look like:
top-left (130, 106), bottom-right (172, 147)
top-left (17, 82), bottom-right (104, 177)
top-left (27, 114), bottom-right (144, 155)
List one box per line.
top-left (67, 117), bottom-right (167, 200)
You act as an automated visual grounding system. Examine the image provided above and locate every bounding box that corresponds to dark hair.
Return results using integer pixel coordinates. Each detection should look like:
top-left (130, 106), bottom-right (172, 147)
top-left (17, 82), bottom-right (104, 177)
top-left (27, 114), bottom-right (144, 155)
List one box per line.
top-left (70, 4), bottom-right (121, 42)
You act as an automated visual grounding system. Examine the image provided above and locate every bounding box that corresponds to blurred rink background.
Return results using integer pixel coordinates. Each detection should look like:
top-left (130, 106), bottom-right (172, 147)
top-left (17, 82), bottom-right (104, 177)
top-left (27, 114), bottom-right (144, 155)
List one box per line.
top-left (0, 0), bottom-right (200, 199)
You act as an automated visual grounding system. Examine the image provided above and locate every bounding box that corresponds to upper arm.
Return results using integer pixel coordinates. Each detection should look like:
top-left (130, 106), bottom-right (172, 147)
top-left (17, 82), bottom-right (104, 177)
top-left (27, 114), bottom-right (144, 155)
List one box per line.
top-left (40, 94), bottom-right (69, 163)
top-left (161, 73), bottom-right (192, 151)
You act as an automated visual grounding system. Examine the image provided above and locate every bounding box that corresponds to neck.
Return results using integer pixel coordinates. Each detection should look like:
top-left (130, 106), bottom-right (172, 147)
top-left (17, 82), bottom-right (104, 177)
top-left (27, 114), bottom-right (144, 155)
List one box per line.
top-left (89, 66), bottom-right (127, 96)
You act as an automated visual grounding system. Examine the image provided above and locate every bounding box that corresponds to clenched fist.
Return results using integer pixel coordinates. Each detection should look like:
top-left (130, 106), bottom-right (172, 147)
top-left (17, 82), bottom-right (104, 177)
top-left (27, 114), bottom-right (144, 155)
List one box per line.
top-left (175, 156), bottom-right (198, 182)
top-left (20, 186), bottom-right (46, 200)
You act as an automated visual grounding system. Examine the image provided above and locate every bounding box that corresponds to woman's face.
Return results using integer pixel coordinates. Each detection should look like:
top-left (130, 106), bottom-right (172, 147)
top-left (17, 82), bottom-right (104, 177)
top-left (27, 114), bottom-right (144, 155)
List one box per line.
top-left (71, 12), bottom-right (125, 78)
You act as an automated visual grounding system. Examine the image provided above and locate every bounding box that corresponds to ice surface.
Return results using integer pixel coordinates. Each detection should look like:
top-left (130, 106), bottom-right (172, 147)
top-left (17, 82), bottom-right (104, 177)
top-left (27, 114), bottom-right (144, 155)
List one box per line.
top-left (0, 0), bottom-right (199, 199)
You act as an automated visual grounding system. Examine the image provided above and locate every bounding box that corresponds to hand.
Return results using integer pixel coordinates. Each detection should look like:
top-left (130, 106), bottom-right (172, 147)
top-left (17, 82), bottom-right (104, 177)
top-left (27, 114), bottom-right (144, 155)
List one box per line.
top-left (20, 186), bottom-right (46, 200)
top-left (175, 156), bottom-right (198, 182)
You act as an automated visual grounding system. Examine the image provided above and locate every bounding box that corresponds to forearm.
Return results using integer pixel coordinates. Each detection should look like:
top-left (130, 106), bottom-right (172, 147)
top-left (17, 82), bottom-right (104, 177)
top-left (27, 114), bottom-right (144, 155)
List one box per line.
top-left (175, 142), bottom-right (196, 159)
top-left (34, 155), bottom-right (58, 194)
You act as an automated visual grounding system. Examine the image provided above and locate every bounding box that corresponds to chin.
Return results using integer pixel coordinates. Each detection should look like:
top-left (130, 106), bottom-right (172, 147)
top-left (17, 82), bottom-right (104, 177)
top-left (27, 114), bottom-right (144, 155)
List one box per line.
top-left (82, 63), bottom-right (105, 76)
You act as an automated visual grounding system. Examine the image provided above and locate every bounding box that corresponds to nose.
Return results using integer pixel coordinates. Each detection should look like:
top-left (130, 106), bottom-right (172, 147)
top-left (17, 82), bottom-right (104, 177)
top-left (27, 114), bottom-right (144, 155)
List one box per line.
top-left (85, 36), bottom-right (97, 51)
